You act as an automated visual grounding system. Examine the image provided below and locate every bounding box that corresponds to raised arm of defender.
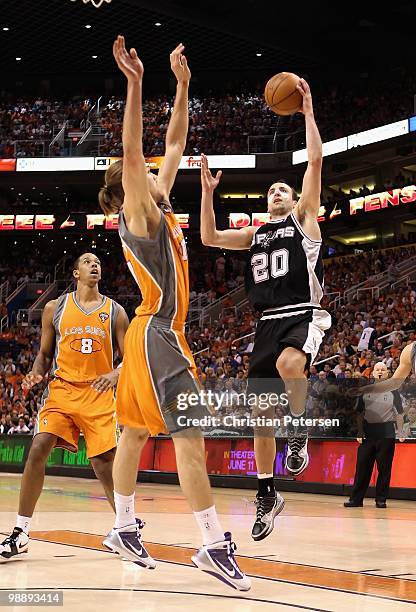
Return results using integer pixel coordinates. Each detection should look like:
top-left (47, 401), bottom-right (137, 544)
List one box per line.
top-left (113, 35), bottom-right (160, 237)
top-left (200, 154), bottom-right (255, 250)
top-left (156, 44), bottom-right (191, 199)
top-left (293, 79), bottom-right (323, 241)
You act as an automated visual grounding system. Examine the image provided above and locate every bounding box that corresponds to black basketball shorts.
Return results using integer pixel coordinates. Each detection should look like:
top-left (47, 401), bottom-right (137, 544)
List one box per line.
top-left (248, 307), bottom-right (331, 381)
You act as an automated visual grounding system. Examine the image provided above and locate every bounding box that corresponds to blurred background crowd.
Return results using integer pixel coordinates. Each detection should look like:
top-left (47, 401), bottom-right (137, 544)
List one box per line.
top-left (1, 68), bottom-right (415, 158)
top-left (2, 240), bottom-right (416, 438)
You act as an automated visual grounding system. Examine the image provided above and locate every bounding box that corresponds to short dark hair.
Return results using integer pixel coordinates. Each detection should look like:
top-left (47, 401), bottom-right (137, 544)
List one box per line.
top-left (73, 253), bottom-right (100, 270)
top-left (273, 179), bottom-right (298, 201)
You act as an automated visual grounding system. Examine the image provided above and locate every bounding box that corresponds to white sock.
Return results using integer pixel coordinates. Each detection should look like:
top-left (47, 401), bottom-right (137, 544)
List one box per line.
top-left (194, 505), bottom-right (224, 546)
top-left (114, 491), bottom-right (136, 529)
top-left (257, 473), bottom-right (274, 479)
top-left (16, 514), bottom-right (32, 535)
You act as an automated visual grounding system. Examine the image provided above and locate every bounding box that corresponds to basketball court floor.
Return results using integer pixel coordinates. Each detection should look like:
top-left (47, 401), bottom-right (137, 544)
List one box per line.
top-left (1, 473), bottom-right (416, 611)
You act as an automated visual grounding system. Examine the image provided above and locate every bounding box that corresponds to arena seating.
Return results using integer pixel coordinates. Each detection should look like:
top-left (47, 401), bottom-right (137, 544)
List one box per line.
top-left (1, 71), bottom-right (415, 158)
top-left (1, 241), bottom-right (416, 437)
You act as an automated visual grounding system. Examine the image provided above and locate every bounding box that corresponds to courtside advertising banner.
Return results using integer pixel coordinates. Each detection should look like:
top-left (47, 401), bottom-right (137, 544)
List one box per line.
top-left (15, 155), bottom-right (256, 172)
top-left (16, 157), bottom-right (94, 172)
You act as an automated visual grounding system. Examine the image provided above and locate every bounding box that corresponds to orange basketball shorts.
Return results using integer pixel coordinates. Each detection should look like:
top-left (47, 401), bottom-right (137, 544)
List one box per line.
top-left (116, 315), bottom-right (208, 435)
top-left (37, 377), bottom-right (117, 458)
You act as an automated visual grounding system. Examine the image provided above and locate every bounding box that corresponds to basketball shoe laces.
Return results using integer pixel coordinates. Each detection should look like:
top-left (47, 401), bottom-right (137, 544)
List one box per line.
top-left (254, 495), bottom-right (274, 521)
top-left (224, 538), bottom-right (237, 558)
top-left (134, 519), bottom-right (145, 533)
top-left (287, 431), bottom-right (307, 456)
top-left (2, 528), bottom-right (22, 548)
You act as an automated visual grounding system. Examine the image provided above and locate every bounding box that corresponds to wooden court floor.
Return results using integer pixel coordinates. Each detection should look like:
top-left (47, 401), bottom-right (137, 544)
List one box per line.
top-left (1, 473), bottom-right (416, 611)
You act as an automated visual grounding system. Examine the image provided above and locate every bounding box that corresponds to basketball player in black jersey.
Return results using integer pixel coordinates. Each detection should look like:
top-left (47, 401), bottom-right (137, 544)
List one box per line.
top-left (200, 78), bottom-right (331, 541)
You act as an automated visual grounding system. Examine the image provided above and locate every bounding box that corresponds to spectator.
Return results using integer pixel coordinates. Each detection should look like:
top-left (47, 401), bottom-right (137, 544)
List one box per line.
top-left (7, 416), bottom-right (30, 435)
top-left (403, 404), bottom-right (416, 438)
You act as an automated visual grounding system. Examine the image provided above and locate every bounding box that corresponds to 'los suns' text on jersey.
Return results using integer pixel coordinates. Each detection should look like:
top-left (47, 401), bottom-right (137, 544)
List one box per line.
top-left (51, 292), bottom-right (122, 383)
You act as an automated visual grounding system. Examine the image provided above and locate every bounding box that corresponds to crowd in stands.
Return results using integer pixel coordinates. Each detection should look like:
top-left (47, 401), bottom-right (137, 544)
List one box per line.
top-left (0, 97), bottom-right (92, 159)
top-left (321, 244), bottom-right (416, 302)
top-left (0, 261), bottom-right (48, 296)
top-left (325, 172), bottom-right (416, 205)
top-left (0, 255), bottom-right (53, 295)
top-left (0, 325), bottom-right (41, 435)
top-left (1, 241), bottom-right (416, 438)
top-left (1, 69), bottom-right (415, 158)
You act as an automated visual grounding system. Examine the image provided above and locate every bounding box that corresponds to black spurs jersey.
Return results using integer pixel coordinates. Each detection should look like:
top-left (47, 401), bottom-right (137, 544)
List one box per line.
top-left (245, 212), bottom-right (324, 313)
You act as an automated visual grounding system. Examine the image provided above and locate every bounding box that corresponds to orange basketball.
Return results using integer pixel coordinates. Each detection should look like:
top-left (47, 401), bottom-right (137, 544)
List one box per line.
top-left (264, 72), bottom-right (302, 116)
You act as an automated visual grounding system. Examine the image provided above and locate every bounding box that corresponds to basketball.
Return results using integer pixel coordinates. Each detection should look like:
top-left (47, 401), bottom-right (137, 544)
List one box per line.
top-left (264, 72), bottom-right (303, 115)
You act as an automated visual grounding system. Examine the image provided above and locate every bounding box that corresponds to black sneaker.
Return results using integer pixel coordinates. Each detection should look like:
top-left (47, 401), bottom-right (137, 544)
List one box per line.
top-left (0, 528), bottom-right (29, 559)
top-left (251, 492), bottom-right (285, 541)
top-left (285, 432), bottom-right (309, 475)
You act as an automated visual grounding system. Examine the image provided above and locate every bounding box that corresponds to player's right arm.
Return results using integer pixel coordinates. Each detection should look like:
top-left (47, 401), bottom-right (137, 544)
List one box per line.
top-left (113, 35), bottom-right (160, 238)
top-left (293, 80), bottom-right (322, 242)
top-left (156, 44), bottom-right (191, 200)
top-left (22, 300), bottom-right (57, 389)
top-left (200, 154), bottom-right (255, 250)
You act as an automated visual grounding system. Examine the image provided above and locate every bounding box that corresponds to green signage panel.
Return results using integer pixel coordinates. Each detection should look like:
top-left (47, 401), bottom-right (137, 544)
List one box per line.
top-left (0, 436), bottom-right (90, 468)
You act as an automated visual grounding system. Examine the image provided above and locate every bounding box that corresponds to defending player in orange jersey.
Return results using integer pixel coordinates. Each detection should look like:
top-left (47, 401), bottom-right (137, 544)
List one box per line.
top-left (0, 253), bottom-right (129, 560)
top-left (98, 36), bottom-right (250, 591)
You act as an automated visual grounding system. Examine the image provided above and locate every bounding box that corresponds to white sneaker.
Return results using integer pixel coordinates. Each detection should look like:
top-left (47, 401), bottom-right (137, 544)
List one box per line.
top-left (103, 520), bottom-right (156, 569)
top-left (192, 532), bottom-right (251, 591)
top-left (102, 527), bottom-right (117, 552)
top-left (0, 528), bottom-right (29, 559)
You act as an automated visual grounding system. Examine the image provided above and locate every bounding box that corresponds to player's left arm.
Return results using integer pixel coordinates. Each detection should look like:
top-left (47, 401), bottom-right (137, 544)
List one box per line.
top-left (156, 44), bottom-right (191, 199)
top-left (91, 306), bottom-right (129, 393)
top-left (293, 79), bottom-right (322, 239)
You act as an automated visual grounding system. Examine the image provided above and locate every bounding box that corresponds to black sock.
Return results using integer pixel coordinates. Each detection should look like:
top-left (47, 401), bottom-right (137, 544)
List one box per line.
top-left (257, 477), bottom-right (275, 497)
